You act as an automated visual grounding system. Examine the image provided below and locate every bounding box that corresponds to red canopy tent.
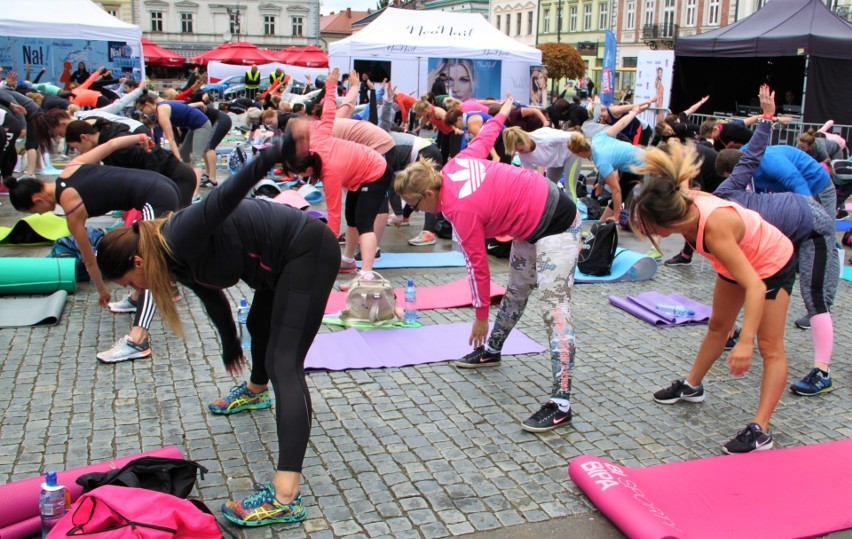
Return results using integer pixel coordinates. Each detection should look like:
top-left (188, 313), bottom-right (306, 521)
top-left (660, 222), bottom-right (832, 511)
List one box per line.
top-left (142, 38), bottom-right (185, 67)
top-left (287, 45), bottom-right (328, 68)
top-left (190, 42), bottom-right (279, 66)
top-left (278, 46), bottom-right (303, 64)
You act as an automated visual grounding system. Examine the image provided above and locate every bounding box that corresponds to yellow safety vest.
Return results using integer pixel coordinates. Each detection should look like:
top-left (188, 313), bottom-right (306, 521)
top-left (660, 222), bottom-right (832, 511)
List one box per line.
top-left (270, 72), bottom-right (285, 86)
top-left (245, 70), bottom-right (261, 89)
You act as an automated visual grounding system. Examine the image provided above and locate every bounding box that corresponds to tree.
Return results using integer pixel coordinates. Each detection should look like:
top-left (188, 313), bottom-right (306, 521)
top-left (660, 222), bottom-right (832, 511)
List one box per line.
top-left (537, 43), bottom-right (586, 94)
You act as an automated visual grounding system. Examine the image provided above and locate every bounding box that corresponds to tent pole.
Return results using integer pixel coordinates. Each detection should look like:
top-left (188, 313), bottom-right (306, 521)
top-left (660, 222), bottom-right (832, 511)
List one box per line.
top-left (801, 54), bottom-right (808, 119)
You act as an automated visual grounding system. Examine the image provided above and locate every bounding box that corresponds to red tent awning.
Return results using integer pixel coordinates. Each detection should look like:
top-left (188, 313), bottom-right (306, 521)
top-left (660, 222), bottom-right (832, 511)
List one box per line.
top-left (190, 42), bottom-right (279, 66)
top-left (278, 46), bottom-right (303, 64)
top-left (287, 45), bottom-right (328, 68)
top-left (142, 38), bottom-right (185, 67)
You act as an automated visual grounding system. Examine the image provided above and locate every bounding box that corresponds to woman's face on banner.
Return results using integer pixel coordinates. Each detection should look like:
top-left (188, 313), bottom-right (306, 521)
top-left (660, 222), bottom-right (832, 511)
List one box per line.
top-left (447, 64), bottom-right (473, 100)
top-left (534, 71), bottom-right (546, 90)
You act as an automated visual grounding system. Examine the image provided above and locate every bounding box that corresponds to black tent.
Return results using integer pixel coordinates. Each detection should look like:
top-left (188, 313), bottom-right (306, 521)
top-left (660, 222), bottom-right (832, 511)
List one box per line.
top-left (672, 0), bottom-right (852, 125)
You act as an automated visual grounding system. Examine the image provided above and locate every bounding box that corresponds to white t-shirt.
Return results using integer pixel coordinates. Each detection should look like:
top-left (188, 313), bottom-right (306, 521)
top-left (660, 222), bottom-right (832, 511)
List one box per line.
top-left (518, 128), bottom-right (578, 169)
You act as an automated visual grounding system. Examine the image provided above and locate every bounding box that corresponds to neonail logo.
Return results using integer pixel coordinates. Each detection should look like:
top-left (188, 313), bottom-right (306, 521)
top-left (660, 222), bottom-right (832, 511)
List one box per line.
top-left (406, 25), bottom-right (474, 38)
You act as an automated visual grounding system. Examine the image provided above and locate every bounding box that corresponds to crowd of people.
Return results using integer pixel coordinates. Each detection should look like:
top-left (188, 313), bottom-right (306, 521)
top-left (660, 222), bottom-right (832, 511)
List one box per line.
top-left (0, 59), bottom-right (847, 527)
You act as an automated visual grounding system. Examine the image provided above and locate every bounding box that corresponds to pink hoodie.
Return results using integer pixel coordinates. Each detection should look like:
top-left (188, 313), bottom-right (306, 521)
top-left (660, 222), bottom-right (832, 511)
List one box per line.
top-left (437, 113), bottom-right (550, 320)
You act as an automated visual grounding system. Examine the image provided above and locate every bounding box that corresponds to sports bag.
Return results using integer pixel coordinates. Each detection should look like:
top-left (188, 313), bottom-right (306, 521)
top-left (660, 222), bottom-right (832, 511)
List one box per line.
top-left (579, 195), bottom-right (603, 221)
top-left (76, 457), bottom-right (208, 499)
top-left (228, 144), bottom-right (248, 174)
top-left (578, 220), bottom-right (618, 276)
top-left (831, 159), bottom-right (852, 185)
top-left (339, 272), bottom-right (398, 326)
top-left (48, 485), bottom-right (223, 538)
top-left (49, 227), bottom-right (106, 282)
top-left (434, 214), bottom-right (454, 239)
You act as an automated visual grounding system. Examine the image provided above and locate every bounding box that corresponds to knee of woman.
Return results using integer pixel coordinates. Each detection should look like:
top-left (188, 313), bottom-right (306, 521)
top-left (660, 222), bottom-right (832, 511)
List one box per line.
top-left (706, 317), bottom-right (733, 334)
top-left (756, 341), bottom-right (786, 363)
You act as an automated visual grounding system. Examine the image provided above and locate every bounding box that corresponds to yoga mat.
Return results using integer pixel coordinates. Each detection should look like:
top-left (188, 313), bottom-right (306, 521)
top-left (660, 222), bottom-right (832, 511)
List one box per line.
top-left (575, 248), bottom-right (658, 283)
top-left (0, 258), bottom-right (77, 296)
top-left (837, 220), bottom-right (852, 231)
top-left (0, 290), bottom-right (68, 328)
top-left (0, 446), bottom-right (183, 539)
top-left (843, 265), bottom-right (852, 282)
top-left (0, 213), bottom-right (70, 246)
top-left (322, 316), bottom-right (421, 330)
top-left (306, 322), bottom-right (545, 371)
top-left (608, 291), bottom-right (711, 327)
top-left (325, 278), bottom-right (506, 315)
top-left (568, 439), bottom-right (852, 539)
top-left (299, 183), bottom-right (324, 203)
top-left (359, 251), bottom-right (467, 269)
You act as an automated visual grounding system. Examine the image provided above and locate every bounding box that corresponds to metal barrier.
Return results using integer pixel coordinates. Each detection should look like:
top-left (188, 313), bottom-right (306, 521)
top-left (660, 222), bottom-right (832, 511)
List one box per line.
top-left (685, 112), bottom-right (851, 150)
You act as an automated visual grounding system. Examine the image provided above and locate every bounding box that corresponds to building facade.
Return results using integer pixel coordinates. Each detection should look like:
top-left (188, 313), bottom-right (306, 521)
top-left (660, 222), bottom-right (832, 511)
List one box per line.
top-left (490, 0), bottom-right (538, 47)
top-left (419, 0), bottom-right (491, 16)
top-left (536, 0), bottom-right (610, 87)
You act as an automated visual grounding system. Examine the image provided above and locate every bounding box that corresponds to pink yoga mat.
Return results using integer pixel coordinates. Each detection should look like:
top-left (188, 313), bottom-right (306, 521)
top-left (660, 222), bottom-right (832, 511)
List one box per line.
top-left (0, 446), bottom-right (183, 539)
top-left (569, 439), bottom-right (852, 539)
top-left (306, 322), bottom-right (545, 371)
top-left (325, 278), bottom-right (506, 315)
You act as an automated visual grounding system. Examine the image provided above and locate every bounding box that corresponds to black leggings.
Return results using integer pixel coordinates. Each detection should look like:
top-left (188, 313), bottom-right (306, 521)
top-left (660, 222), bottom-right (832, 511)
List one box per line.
top-left (344, 164), bottom-right (392, 234)
top-left (165, 159), bottom-right (198, 208)
top-left (206, 112), bottom-right (232, 151)
top-left (245, 218), bottom-right (340, 472)
top-left (1, 109), bottom-right (21, 178)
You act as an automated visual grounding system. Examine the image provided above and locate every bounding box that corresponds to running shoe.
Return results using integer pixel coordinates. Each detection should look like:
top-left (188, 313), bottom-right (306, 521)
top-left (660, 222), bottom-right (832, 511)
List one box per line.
top-left (794, 315), bottom-right (811, 329)
top-left (646, 247), bottom-right (663, 260)
top-left (790, 368), bottom-right (833, 396)
top-left (208, 382), bottom-right (272, 415)
top-left (453, 346), bottom-right (501, 369)
top-left (388, 215), bottom-right (410, 227)
top-left (108, 293), bottom-right (137, 313)
top-left (653, 379), bottom-right (705, 404)
top-left (837, 209), bottom-right (849, 220)
top-left (408, 231), bottom-right (437, 246)
top-left (725, 327), bottom-right (741, 350)
top-left (339, 259), bottom-right (357, 273)
top-left (222, 483), bottom-right (306, 527)
top-left (191, 195), bottom-right (202, 204)
top-left (337, 233), bottom-right (346, 244)
top-left (354, 248), bottom-right (381, 261)
top-left (521, 401), bottom-right (572, 433)
top-left (722, 423), bottom-right (773, 454)
top-left (663, 252), bottom-right (692, 266)
top-left (96, 335), bottom-right (151, 363)
top-left (199, 174), bottom-right (218, 188)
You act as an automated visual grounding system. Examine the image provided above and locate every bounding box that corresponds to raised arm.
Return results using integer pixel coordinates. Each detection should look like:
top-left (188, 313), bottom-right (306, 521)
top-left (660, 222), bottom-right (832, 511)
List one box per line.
top-left (156, 104), bottom-right (181, 159)
top-left (682, 95), bottom-right (709, 117)
top-left (69, 133), bottom-right (153, 166)
top-left (605, 103), bottom-right (644, 138)
top-left (77, 68), bottom-right (103, 91)
top-left (98, 86), bottom-right (143, 114)
top-left (378, 81), bottom-right (396, 132)
top-left (336, 69), bottom-right (359, 118)
top-left (459, 93), bottom-right (512, 160)
top-left (714, 85), bottom-right (774, 196)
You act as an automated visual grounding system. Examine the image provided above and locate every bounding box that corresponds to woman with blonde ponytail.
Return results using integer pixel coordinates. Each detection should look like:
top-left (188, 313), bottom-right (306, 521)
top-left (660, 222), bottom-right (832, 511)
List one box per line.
top-left (96, 137), bottom-right (340, 528)
top-left (631, 84), bottom-right (795, 455)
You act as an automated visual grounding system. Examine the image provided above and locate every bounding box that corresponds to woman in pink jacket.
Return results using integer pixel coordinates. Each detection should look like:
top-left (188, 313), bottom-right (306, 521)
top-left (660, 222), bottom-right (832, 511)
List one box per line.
top-left (394, 94), bottom-right (583, 433)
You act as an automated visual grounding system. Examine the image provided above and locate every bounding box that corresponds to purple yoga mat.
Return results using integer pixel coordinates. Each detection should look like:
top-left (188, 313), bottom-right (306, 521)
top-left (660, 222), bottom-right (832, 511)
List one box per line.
top-left (306, 322), bottom-right (546, 371)
top-left (609, 292), bottom-right (711, 327)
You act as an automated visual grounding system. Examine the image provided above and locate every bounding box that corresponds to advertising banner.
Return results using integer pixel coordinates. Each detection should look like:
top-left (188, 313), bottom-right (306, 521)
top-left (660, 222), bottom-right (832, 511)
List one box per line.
top-left (634, 50), bottom-right (674, 127)
top-left (0, 37), bottom-right (141, 84)
top-left (426, 58), bottom-right (502, 101)
top-left (601, 30), bottom-right (617, 106)
top-left (529, 65), bottom-right (548, 107)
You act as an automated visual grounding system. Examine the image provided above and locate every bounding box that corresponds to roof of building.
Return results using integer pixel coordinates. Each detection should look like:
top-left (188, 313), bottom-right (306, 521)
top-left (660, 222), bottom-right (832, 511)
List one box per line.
top-left (320, 9), bottom-right (371, 35)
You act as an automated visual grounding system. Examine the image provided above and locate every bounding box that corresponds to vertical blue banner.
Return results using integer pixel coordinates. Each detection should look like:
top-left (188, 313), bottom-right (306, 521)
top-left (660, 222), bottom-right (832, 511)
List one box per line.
top-left (601, 29), bottom-right (617, 106)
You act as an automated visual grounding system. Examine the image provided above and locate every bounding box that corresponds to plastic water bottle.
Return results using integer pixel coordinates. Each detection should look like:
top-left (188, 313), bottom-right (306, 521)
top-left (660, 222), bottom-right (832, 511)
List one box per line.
top-left (237, 298), bottom-right (251, 349)
top-left (39, 471), bottom-right (68, 538)
top-left (404, 278), bottom-right (417, 324)
top-left (656, 303), bottom-right (695, 317)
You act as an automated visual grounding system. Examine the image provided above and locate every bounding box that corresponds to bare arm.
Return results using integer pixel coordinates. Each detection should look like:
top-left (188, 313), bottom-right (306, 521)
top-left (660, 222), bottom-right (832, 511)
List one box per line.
top-left (62, 192), bottom-right (111, 306)
top-left (602, 171), bottom-right (621, 221)
top-left (605, 103), bottom-right (644, 138)
top-left (157, 104), bottom-right (180, 159)
top-left (520, 107), bottom-right (547, 126)
top-left (69, 134), bottom-right (152, 165)
top-left (682, 95), bottom-right (709, 117)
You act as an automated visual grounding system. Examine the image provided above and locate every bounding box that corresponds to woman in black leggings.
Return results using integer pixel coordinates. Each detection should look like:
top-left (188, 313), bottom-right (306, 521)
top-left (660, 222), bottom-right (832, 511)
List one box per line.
top-left (0, 98), bottom-right (23, 180)
top-left (95, 141), bottom-right (339, 527)
top-left (3, 133), bottom-right (179, 363)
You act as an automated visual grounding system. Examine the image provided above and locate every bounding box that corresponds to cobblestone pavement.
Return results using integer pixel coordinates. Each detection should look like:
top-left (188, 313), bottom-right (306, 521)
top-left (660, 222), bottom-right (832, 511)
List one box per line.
top-left (1, 190), bottom-right (850, 538)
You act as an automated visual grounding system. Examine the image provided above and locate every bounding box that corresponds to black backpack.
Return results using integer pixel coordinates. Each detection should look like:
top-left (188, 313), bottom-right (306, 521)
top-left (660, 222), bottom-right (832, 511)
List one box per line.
top-left (579, 196), bottom-right (603, 221)
top-left (76, 457), bottom-right (207, 499)
top-left (578, 220), bottom-right (618, 276)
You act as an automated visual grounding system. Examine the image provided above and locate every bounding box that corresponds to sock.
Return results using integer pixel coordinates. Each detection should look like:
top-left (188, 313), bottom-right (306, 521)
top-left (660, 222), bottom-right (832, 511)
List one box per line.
top-left (551, 398), bottom-right (570, 412)
top-left (683, 379), bottom-right (697, 388)
top-left (485, 344), bottom-right (501, 355)
top-left (819, 368), bottom-right (830, 377)
top-left (809, 312), bottom-right (833, 367)
top-left (341, 256), bottom-right (355, 263)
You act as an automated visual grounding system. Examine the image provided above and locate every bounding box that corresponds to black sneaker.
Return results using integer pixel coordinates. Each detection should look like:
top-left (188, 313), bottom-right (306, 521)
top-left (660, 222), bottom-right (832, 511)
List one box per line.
top-left (354, 248), bottom-right (381, 261)
top-left (521, 401), bottom-right (572, 432)
top-left (653, 379), bottom-right (705, 404)
top-left (337, 233), bottom-right (346, 244)
top-left (664, 252), bottom-right (692, 266)
top-left (837, 209), bottom-right (849, 220)
top-left (794, 315), bottom-right (810, 329)
top-left (725, 327), bottom-right (741, 350)
top-left (199, 173), bottom-right (218, 188)
top-left (722, 422), bottom-right (773, 454)
top-left (453, 346), bottom-right (501, 369)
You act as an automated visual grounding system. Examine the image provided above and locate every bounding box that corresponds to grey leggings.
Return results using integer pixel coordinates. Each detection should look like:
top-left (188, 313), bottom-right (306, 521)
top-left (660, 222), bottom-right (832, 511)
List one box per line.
top-left (545, 154), bottom-right (583, 201)
top-left (798, 198), bottom-right (839, 316)
top-left (486, 214), bottom-right (582, 401)
top-left (178, 121), bottom-right (213, 165)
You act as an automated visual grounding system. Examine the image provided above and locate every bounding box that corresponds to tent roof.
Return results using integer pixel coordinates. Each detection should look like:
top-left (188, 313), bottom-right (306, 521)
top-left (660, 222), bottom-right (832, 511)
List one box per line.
top-left (675, 0), bottom-right (852, 59)
top-left (0, 0), bottom-right (141, 42)
top-left (329, 7), bottom-right (542, 63)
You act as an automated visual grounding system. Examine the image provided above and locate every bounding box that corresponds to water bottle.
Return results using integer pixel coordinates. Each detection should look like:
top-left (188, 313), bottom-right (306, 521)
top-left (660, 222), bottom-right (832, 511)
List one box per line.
top-left (404, 278), bottom-right (417, 325)
top-left (237, 298), bottom-right (251, 349)
top-left (39, 471), bottom-right (68, 538)
top-left (656, 303), bottom-right (695, 317)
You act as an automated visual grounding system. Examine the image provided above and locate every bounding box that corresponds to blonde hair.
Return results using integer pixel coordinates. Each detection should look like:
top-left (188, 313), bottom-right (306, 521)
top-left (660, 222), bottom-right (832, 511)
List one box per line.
top-left (162, 88), bottom-right (178, 100)
top-left (568, 134), bottom-right (591, 155)
top-left (442, 97), bottom-right (461, 111)
top-left (26, 92), bottom-right (44, 105)
top-left (138, 219), bottom-right (183, 336)
top-left (411, 96), bottom-right (432, 116)
top-left (502, 126), bottom-right (531, 155)
top-left (67, 104), bottom-right (80, 114)
top-left (393, 157), bottom-right (442, 200)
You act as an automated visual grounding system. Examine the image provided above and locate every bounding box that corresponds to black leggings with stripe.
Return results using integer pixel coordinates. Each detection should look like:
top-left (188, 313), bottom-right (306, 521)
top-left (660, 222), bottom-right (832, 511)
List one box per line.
top-left (134, 192), bottom-right (179, 331)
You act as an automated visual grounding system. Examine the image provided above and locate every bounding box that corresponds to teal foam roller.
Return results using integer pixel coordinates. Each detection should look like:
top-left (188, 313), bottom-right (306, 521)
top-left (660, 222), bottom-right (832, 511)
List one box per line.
top-left (0, 257), bottom-right (77, 295)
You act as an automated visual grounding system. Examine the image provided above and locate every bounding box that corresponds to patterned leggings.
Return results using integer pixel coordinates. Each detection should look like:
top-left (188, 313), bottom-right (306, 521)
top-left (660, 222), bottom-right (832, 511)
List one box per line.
top-left (487, 215), bottom-right (582, 401)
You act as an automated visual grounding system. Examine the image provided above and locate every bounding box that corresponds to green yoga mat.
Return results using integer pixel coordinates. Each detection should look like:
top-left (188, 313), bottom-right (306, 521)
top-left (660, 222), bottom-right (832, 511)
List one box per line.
top-left (0, 258), bottom-right (77, 295)
top-left (0, 213), bottom-right (70, 246)
top-left (322, 316), bottom-right (421, 330)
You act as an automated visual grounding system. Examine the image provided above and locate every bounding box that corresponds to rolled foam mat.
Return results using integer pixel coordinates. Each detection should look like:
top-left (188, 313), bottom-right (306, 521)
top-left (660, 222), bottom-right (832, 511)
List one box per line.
top-left (0, 213), bottom-right (70, 246)
top-left (837, 220), bottom-right (852, 231)
top-left (0, 290), bottom-right (68, 328)
top-left (575, 248), bottom-right (658, 283)
top-left (358, 251), bottom-right (467, 269)
top-left (0, 258), bottom-right (77, 295)
top-left (0, 446), bottom-right (183, 538)
top-left (325, 278), bottom-right (505, 315)
top-left (568, 439), bottom-right (852, 539)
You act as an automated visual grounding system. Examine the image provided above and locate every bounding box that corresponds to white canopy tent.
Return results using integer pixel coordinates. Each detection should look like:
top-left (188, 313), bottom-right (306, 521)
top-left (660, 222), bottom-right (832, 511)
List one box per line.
top-left (329, 8), bottom-right (542, 103)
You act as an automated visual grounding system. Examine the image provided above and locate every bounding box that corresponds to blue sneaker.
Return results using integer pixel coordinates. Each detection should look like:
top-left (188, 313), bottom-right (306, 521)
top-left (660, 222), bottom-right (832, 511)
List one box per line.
top-left (222, 483), bottom-right (306, 526)
top-left (208, 382), bottom-right (272, 415)
top-left (790, 368), bottom-right (833, 396)
top-left (725, 327), bottom-right (741, 350)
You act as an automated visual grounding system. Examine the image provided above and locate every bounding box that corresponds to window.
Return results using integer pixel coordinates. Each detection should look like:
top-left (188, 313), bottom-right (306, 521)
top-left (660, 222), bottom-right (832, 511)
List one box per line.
top-left (543, 9), bottom-right (550, 32)
top-left (583, 4), bottom-right (592, 30)
top-left (496, 14), bottom-right (501, 31)
top-left (516, 12), bottom-right (522, 35)
top-left (663, 0), bottom-right (674, 29)
top-left (644, 0), bottom-right (655, 26)
top-left (625, 1), bottom-right (635, 29)
top-left (106, 9), bottom-right (118, 16)
top-left (292, 16), bottom-right (303, 36)
top-left (569, 5), bottom-right (577, 31)
top-left (150, 11), bottom-right (163, 32)
top-left (599, 2), bottom-right (608, 29)
top-left (708, 0), bottom-right (720, 24)
top-left (527, 11), bottom-right (533, 35)
top-left (229, 12), bottom-right (240, 34)
top-left (622, 56), bottom-right (637, 67)
top-left (685, 0), bottom-right (696, 26)
top-left (264, 15), bottom-right (275, 35)
top-left (181, 13), bottom-right (193, 33)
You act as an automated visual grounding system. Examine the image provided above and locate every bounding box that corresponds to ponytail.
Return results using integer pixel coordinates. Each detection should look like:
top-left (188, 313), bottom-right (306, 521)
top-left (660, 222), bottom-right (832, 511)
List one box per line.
top-left (287, 152), bottom-right (323, 184)
top-left (64, 119), bottom-right (98, 143)
top-left (30, 109), bottom-right (72, 154)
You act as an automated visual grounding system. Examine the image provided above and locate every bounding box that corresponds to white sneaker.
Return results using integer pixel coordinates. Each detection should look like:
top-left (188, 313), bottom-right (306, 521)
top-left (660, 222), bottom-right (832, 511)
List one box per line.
top-left (408, 231), bottom-right (436, 246)
top-left (108, 294), bottom-right (137, 313)
top-left (96, 335), bottom-right (151, 363)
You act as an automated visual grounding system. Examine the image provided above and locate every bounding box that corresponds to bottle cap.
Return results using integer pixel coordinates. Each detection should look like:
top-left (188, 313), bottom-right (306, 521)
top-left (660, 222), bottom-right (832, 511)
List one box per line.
top-left (240, 298), bottom-right (248, 307)
top-left (45, 471), bottom-right (58, 488)
top-left (407, 278), bottom-right (414, 287)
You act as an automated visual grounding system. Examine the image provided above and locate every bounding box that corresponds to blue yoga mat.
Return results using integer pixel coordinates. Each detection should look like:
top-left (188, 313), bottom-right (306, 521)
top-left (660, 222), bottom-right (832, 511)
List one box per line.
top-left (836, 220), bottom-right (852, 231)
top-left (575, 248), bottom-right (658, 283)
top-left (358, 251), bottom-right (466, 269)
top-left (843, 266), bottom-right (852, 282)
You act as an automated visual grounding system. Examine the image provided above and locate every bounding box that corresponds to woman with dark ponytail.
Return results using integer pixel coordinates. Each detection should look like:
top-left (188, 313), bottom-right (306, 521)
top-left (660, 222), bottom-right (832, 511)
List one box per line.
top-left (4, 133), bottom-right (180, 363)
top-left (96, 137), bottom-right (340, 527)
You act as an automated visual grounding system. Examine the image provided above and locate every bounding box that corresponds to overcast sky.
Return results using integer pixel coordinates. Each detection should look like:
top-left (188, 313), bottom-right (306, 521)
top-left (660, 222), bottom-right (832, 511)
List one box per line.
top-left (320, 0), bottom-right (377, 15)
